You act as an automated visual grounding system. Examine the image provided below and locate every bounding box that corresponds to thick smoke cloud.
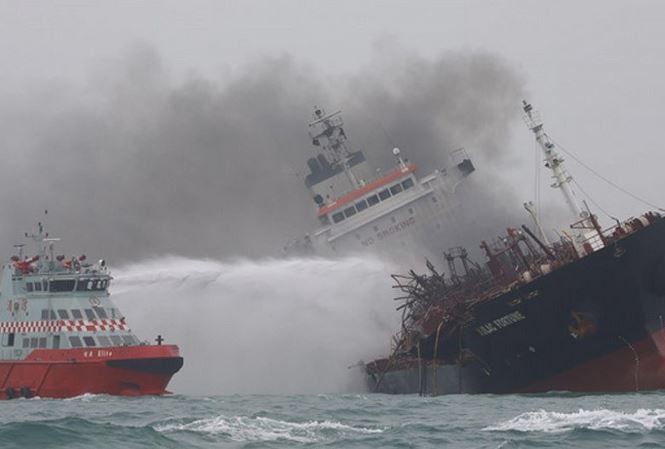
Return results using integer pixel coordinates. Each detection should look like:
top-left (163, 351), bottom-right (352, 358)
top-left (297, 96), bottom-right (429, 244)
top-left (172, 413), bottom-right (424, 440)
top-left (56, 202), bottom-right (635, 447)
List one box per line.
top-left (0, 43), bottom-right (525, 264)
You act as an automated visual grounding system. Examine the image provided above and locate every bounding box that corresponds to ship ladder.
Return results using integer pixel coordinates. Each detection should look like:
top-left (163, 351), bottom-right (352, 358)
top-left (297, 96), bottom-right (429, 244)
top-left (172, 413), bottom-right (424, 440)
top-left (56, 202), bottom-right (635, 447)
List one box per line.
top-left (619, 335), bottom-right (640, 392)
top-left (431, 320), bottom-right (445, 396)
top-left (417, 341), bottom-right (423, 396)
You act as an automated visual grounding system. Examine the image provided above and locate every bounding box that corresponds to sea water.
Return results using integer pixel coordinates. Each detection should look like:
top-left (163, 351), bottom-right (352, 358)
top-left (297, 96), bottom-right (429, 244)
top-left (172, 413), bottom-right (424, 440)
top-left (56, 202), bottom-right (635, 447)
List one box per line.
top-left (1, 392), bottom-right (664, 448)
top-left (1, 257), bottom-right (663, 448)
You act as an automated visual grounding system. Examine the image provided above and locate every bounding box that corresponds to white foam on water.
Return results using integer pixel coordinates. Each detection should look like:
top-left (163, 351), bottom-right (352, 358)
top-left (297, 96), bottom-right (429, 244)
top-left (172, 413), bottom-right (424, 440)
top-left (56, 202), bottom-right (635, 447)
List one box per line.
top-left (112, 256), bottom-right (399, 395)
top-left (155, 415), bottom-right (385, 443)
top-left (484, 408), bottom-right (665, 433)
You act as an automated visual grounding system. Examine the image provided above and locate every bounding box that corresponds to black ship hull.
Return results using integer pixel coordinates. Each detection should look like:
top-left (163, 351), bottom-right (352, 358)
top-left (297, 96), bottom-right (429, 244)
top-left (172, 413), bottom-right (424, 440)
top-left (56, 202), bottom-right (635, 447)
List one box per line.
top-left (368, 216), bottom-right (665, 394)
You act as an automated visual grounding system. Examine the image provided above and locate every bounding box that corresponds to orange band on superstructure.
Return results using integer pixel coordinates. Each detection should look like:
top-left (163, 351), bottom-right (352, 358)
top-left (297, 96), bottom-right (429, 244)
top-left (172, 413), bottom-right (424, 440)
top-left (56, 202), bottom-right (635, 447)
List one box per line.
top-left (317, 164), bottom-right (417, 217)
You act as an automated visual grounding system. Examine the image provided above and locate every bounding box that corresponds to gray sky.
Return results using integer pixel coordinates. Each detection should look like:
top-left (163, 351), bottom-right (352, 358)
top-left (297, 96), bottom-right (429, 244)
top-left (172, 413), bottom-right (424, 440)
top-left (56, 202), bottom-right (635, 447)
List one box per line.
top-left (0, 0), bottom-right (663, 261)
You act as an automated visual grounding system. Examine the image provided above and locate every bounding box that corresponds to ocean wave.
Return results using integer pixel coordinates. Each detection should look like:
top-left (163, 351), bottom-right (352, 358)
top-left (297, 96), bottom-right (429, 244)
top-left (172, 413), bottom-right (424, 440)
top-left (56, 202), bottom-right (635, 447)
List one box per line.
top-left (484, 408), bottom-right (665, 433)
top-left (155, 415), bottom-right (385, 443)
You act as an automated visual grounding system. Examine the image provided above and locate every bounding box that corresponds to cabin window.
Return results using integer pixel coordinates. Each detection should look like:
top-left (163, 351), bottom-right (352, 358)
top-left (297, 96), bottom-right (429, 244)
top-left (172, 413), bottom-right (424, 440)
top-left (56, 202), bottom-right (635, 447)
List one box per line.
top-left (57, 309), bottom-right (70, 320)
top-left (94, 307), bottom-right (108, 319)
top-left (344, 206), bottom-right (357, 218)
top-left (71, 309), bottom-right (83, 320)
top-left (122, 335), bottom-right (138, 346)
top-left (97, 336), bottom-right (111, 347)
top-left (30, 337), bottom-right (38, 348)
top-left (69, 336), bottom-right (82, 348)
top-left (390, 183), bottom-right (403, 195)
top-left (83, 336), bottom-right (96, 347)
top-left (84, 309), bottom-right (96, 321)
top-left (318, 215), bottom-right (331, 226)
top-left (49, 279), bottom-right (76, 292)
top-left (332, 212), bottom-right (345, 223)
top-left (367, 195), bottom-right (380, 206)
top-left (378, 189), bottom-right (391, 201)
top-left (22, 338), bottom-right (30, 348)
top-left (34, 281), bottom-right (42, 292)
top-left (38, 337), bottom-right (47, 348)
top-left (2, 333), bottom-right (15, 347)
top-left (110, 335), bottom-right (123, 346)
top-left (355, 200), bottom-right (368, 212)
top-left (41, 309), bottom-right (49, 320)
top-left (42, 309), bottom-right (56, 320)
top-left (26, 282), bottom-right (33, 292)
top-left (52, 335), bottom-right (60, 349)
top-left (402, 178), bottom-right (414, 190)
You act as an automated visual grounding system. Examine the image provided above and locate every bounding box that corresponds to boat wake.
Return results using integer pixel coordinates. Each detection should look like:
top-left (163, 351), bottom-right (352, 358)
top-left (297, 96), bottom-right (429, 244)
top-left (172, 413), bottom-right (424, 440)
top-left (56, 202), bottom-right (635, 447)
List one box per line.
top-left (485, 408), bottom-right (665, 433)
top-left (112, 256), bottom-right (399, 395)
top-left (155, 415), bottom-right (385, 443)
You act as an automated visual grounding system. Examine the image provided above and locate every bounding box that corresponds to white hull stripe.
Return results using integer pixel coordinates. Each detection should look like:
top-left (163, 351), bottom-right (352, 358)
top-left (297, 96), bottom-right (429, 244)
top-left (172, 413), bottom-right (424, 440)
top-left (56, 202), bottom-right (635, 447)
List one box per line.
top-left (0, 319), bottom-right (128, 333)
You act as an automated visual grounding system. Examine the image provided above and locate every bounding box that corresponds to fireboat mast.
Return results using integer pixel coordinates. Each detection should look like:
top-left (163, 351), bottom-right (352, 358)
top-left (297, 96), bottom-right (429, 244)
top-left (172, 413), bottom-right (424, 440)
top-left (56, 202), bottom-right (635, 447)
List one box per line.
top-left (309, 107), bottom-right (361, 189)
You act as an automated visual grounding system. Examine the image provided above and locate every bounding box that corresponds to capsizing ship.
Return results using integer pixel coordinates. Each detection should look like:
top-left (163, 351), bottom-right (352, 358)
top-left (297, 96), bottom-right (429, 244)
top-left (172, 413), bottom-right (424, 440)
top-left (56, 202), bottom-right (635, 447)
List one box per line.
top-left (0, 223), bottom-right (183, 399)
top-left (285, 107), bottom-right (474, 265)
top-left (366, 101), bottom-right (665, 395)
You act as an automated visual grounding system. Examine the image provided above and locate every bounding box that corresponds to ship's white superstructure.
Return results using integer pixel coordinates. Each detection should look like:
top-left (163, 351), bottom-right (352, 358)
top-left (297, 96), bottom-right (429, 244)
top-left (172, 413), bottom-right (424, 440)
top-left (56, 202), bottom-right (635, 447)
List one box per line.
top-left (287, 107), bottom-right (475, 262)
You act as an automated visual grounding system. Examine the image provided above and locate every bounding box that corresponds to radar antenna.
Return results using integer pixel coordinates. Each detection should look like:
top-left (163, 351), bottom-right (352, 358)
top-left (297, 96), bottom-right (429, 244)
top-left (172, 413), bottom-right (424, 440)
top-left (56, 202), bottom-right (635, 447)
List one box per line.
top-left (309, 107), bottom-right (360, 188)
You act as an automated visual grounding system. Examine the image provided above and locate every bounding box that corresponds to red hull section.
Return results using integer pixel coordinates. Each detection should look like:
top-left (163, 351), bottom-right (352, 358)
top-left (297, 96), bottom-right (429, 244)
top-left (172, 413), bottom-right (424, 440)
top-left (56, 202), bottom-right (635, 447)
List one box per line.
top-left (523, 330), bottom-right (665, 393)
top-left (0, 344), bottom-right (182, 399)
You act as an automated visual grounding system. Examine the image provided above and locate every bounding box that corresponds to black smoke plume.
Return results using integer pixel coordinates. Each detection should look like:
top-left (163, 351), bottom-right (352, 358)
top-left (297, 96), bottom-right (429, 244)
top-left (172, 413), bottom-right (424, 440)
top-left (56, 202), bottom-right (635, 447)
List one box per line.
top-left (0, 43), bottom-right (525, 263)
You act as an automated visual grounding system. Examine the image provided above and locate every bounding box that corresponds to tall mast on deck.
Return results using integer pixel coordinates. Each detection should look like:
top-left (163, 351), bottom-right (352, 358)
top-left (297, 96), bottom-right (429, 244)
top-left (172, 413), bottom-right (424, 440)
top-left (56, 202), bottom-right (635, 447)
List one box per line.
top-left (309, 107), bottom-right (361, 189)
top-left (522, 100), bottom-right (585, 223)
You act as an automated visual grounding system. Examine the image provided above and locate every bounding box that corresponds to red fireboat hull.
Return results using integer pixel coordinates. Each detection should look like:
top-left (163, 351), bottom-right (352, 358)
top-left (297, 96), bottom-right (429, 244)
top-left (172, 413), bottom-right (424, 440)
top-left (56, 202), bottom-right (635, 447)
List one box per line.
top-left (0, 344), bottom-right (182, 399)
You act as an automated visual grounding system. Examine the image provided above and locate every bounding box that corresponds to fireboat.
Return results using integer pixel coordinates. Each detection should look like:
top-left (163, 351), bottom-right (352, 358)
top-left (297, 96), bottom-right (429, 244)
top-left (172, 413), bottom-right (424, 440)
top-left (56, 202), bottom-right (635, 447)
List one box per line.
top-left (0, 221), bottom-right (183, 399)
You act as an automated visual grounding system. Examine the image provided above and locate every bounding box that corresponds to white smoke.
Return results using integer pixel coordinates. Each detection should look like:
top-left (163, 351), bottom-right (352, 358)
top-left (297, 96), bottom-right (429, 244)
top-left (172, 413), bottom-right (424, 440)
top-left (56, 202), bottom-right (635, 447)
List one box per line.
top-left (111, 256), bottom-right (399, 395)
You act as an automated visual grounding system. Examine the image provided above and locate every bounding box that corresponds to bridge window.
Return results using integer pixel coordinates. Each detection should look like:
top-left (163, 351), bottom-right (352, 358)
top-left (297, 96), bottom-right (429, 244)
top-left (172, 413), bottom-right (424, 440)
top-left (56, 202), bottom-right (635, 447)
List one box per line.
top-left (57, 309), bottom-right (70, 320)
top-left (355, 200), bottom-right (368, 212)
top-left (83, 336), bottom-right (96, 347)
top-left (390, 183), bottom-right (403, 195)
top-left (344, 206), bottom-right (357, 218)
top-left (367, 195), bottom-right (380, 206)
top-left (84, 309), bottom-right (96, 321)
top-left (69, 336), bottom-right (82, 348)
top-left (50, 279), bottom-right (76, 292)
top-left (332, 212), bottom-right (345, 223)
top-left (318, 215), bottom-right (330, 226)
top-left (378, 189), bottom-right (391, 201)
top-left (402, 178), bottom-right (414, 190)
top-left (42, 280), bottom-right (48, 291)
top-left (22, 338), bottom-right (29, 348)
top-left (76, 278), bottom-right (108, 291)
top-left (71, 309), bottom-right (83, 320)
top-left (34, 281), bottom-right (42, 292)
top-left (98, 336), bottom-right (111, 347)
top-left (41, 310), bottom-right (56, 320)
top-left (30, 337), bottom-right (38, 348)
top-left (26, 282), bottom-right (33, 292)
top-left (110, 335), bottom-right (123, 346)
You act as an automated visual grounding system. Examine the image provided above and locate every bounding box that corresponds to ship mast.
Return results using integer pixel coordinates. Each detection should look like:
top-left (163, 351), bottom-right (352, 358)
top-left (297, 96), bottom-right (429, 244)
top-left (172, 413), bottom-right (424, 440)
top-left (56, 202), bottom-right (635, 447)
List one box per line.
top-left (309, 107), bottom-right (361, 189)
top-left (522, 100), bottom-right (585, 223)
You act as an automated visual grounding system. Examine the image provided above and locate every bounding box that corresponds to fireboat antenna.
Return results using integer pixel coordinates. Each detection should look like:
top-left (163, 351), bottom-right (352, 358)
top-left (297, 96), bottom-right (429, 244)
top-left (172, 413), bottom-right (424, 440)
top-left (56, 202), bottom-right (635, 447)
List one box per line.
top-left (308, 106), bottom-right (361, 189)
